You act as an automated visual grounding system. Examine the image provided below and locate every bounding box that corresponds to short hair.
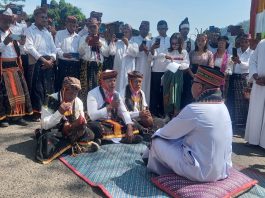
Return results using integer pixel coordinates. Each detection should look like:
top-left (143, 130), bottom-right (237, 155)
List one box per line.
top-left (33, 7), bottom-right (47, 17)
top-left (157, 20), bottom-right (167, 27)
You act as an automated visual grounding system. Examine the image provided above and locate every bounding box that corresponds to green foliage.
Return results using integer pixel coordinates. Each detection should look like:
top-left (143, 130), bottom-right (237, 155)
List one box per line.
top-left (48, 0), bottom-right (86, 29)
top-left (0, 0), bottom-right (25, 9)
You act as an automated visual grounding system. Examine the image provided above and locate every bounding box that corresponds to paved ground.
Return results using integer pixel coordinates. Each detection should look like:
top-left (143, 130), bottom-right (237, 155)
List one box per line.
top-left (0, 122), bottom-right (265, 198)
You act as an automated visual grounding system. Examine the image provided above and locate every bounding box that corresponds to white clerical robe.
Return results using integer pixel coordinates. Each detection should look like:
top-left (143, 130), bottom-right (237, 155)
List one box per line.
top-left (131, 35), bottom-right (152, 104)
top-left (245, 39), bottom-right (265, 148)
top-left (144, 103), bottom-right (232, 182)
top-left (109, 40), bottom-right (139, 92)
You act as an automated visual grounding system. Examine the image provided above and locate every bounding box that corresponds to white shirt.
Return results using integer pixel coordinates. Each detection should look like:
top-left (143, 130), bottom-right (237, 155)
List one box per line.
top-left (183, 38), bottom-right (195, 53)
top-left (24, 24), bottom-right (57, 60)
top-left (41, 93), bottom-right (85, 130)
top-left (151, 36), bottom-right (170, 72)
top-left (130, 35), bottom-right (152, 104)
top-left (78, 35), bottom-right (109, 63)
top-left (146, 102), bottom-right (232, 182)
top-left (233, 48), bottom-right (253, 74)
top-left (122, 89), bottom-right (148, 119)
top-left (160, 49), bottom-right (190, 71)
top-left (109, 39), bottom-right (139, 92)
top-left (78, 26), bottom-right (89, 37)
top-left (87, 86), bottom-right (133, 125)
top-left (10, 21), bottom-right (27, 35)
top-left (55, 29), bottom-right (80, 60)
top-left (0, 29), bottom-right (18, 58)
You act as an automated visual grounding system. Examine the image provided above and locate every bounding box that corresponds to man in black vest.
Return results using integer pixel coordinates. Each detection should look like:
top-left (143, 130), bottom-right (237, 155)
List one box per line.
top-left (36, 77), bottom-right (98, 164)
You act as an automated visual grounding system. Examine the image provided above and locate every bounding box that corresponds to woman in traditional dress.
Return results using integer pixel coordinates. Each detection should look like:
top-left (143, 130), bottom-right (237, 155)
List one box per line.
top-left (182, 33), bottom-right (214, 107)
top-left (213, 36), bottom-right (232, 99)
top-left (161, 33), bottom-right (190, 118)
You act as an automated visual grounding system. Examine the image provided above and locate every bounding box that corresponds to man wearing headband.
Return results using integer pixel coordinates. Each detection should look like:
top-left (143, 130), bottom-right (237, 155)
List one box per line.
top-left (55, 16), bottom-right (81, 91)
top-left (179, 17), bottom-right (195, 53)
top-left (78, 17), bottom-right (109, 109)
top-left (124, 71), bottom-right (165, 139)
top-left (87, 70), bottom-right (142, 144)
top-left (36, 77), bottom-right (98, 164)
top-left (131, 21), bottom-right (152, 104)
top-left (24, 7), bottom-right (57, 121)
top-left (143, 66), bottom-right (232, 182)
top-left (0, 8), bottom-right (32, 127)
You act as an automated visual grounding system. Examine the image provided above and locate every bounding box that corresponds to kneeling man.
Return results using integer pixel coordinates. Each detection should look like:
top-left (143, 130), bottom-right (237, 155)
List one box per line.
top-left (143, 66), bottom-right (232, 182)
top-left (87, 70), bottom-right (142, 144)
top-left (36, 77), bottom-right (98, 164)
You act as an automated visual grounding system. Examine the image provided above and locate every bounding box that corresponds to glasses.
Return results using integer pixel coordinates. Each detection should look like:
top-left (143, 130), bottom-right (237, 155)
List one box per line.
top-left (171, 42), bottom-right (179, 45)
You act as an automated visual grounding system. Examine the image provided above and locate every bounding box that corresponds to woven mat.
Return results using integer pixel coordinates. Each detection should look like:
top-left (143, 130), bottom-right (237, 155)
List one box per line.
top-left (60, 143), bottom-right (265, 198)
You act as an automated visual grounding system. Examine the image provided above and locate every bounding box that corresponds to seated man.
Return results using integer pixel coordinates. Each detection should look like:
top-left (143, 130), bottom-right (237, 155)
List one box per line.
top-left (124, 71), bottom-right (165, 139)
top-left (36, 77), bottom-right (98, 164)
top-left (143, 66), bottom-right (232, 182)
top-left (86, 70), bottom-right (142, 144)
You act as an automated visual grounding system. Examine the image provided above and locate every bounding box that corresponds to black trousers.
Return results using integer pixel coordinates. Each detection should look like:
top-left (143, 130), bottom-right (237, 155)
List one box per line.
top-left (150, 72), bottom-right (164, 117)
top-left (55, 59), bottom-right (81, 92)
top-left (30, 60), bottom-right (55, 112)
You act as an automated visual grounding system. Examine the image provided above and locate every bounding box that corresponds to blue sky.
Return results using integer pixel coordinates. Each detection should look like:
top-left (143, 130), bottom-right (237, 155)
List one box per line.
top-left (23, 0), bottom-right (251, 39)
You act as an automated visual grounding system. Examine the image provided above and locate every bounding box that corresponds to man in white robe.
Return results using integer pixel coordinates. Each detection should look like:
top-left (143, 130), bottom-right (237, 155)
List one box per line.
top-left (131, 21), bottom-right (152, 104)
top-left (245, 39), bottom-right (265, 148)
top-left (109, 24), bottom-right (139, 93)
top-left (143, 65), bottom-right (232, 182)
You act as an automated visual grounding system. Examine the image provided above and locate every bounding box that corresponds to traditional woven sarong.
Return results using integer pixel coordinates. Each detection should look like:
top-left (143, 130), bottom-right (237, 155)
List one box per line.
top-left (0, 58), bottom-right (32, 120)
top-left (55, 59), bottom-right (81, 92)
top-left (87, 119), bottom-right (139, 140)
top-left (163, 70), bottom-right (184, 115)
top-left (227, 73), bottom-right (249, 128)
top-left (79, 60), bottom-right (102, 110)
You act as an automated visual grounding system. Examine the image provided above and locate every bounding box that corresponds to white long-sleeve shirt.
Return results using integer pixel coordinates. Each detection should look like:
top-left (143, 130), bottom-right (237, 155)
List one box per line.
top-left (232, 48), bottom-right (253, 74)
top-left (78, 35), bottom-right (109, 63)
top-left (109, 39), bottom-right (139, 92)
top-left (125, 90), bottom-right (148, 119)
top-left (87, 86), bottom-right (133, 125)
top-left (0, 29), bottom-right (18, 58)
top-left (160, 49), bottom-right (190, 71)
top-left (24, 24), bottom-right (57, 61)
top-left (151, 36), bottom-right (170, 72)
top-left (55, 29), bottom-right (80, 60)
top-left (41, 93), bottom-right (85, 130)
top-left (146, 102), bottom-right (232, 182)
top-left (130, 35), bottom-right (152, 104)
top-left (10, 21), bottom-right (27, 35)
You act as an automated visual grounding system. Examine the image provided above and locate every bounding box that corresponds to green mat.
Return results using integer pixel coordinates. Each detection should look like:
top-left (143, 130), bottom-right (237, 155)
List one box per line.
top-left (60, 143), bottom-right (265, 198)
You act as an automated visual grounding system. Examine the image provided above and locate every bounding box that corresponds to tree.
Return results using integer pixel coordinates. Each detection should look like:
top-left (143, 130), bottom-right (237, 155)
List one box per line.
top-left (48, 0), bottom-right (86, 30)
top-left (0, 0), bottom-right (25, 9)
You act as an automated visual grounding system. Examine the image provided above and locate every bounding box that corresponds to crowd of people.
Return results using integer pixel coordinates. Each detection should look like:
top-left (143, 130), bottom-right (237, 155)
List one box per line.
top-left (1, 4), bottom-right (265, 182)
